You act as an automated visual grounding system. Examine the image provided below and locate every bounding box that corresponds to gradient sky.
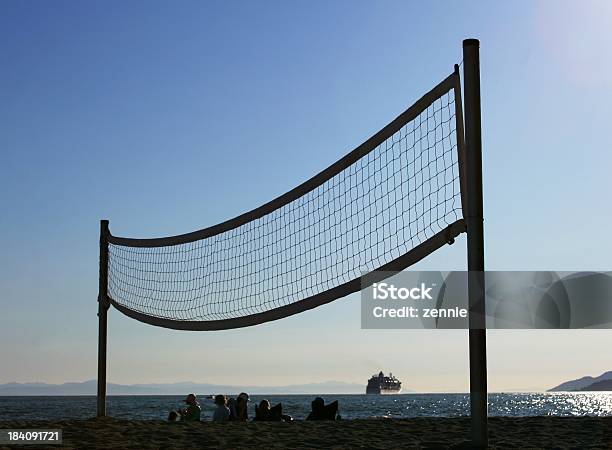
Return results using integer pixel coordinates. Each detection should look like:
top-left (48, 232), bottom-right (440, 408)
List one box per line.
top-left (1, 0), bottom-right (611, 392)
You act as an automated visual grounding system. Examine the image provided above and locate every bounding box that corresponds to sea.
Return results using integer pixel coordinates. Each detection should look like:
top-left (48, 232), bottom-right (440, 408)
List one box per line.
top-left (1, 393), bottom-right (612, 421)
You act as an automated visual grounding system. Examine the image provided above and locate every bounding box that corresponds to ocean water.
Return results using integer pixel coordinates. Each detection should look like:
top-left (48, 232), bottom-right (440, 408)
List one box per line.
top-left (1, 393), bottom-right (612, 421)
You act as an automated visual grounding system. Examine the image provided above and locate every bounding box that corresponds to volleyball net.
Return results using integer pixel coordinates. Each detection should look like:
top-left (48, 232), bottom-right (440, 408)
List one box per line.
top-left (103, 69), bottom-right (467, 330)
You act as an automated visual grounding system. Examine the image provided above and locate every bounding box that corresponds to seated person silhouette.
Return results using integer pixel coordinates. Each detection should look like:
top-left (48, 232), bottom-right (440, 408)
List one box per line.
top-left (306, 397), bottom-right (339, 420)
top-left (212, 394), bottom-right (230, 422)
top-left (254, 399), bottom-right (291, 421)
top-left (229, 392), bottom-right (250, 421)
top-left (227, 397), bottom-right (237, 420)
top-left (176, 393), bottom-right (201, 421)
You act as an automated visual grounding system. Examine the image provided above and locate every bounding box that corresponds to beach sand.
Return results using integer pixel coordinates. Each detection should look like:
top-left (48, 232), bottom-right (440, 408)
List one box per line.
top-left (1, 416), bottom-right (611, 449)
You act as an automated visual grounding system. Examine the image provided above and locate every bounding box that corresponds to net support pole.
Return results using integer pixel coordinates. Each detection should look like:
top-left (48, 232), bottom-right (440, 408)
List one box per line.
top-left (97, 220), bottom-right (110, 417)
top-left (463, 38), bottom-right (488, 448)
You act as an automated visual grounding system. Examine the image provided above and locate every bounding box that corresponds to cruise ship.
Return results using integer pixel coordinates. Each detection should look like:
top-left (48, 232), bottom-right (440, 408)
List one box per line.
top-left (366, 371), bottom-right (402, 394)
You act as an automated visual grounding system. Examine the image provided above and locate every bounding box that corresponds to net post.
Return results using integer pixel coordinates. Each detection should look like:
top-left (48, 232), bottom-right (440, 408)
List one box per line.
top-left (462, 38), bottom-right (488, 448)
top-left (97, 220), bottom-right (110, 417)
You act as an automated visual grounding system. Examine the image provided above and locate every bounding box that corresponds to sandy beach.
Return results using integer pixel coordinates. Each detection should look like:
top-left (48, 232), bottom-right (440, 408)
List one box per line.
top-left (1, 416), bottom-right (611, 449)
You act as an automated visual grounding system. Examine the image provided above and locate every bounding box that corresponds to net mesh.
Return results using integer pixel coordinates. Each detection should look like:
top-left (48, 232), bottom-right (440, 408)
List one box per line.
top-left (107, 85), bottom-right (461, 322)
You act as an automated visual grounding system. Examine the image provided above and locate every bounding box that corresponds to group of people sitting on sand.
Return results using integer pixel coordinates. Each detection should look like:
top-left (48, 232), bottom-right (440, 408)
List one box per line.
top-left (168, 393), bottom-right (340, 422)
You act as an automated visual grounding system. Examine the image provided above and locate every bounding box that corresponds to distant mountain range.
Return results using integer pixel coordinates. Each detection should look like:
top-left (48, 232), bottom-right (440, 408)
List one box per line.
top-left (580, 380), bottom-right (612, 391)
top-left (0, 380), bottom-right (365, 396)
top-left (548, 371), bottom-right (612, 392)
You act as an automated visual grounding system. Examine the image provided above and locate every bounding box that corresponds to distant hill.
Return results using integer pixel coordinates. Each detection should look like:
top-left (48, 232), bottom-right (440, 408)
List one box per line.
top-left (579, 379), bottom-right (612, 391)
top-left (549, 371), bottom-right (612, 392)
top-left (0, 380), bottom-right (365, 396)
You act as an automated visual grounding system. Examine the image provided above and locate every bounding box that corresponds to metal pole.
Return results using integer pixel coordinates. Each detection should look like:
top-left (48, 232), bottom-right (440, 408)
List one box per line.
top-left (463, 38), bottom-right (487, 448)
top-left (97, 220), bottom-right (110, 417)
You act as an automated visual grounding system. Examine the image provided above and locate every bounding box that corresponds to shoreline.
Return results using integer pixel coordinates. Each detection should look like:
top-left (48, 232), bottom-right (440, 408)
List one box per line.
top-left (1, 416), bottom-right (611, 449)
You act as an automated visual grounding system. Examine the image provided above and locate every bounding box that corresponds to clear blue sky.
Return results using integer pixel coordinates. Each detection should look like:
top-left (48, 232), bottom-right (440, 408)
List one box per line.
top-left (1, 0), bottom-right (611, 392)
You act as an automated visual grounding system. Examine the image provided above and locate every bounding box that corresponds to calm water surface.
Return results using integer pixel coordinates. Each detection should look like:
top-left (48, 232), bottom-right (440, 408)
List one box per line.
top-left (1, 393), bottom-right (611, 421)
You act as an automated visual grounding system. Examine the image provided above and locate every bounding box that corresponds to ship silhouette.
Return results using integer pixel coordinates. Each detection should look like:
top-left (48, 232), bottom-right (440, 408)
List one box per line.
top-left (366, 371), bottom-right (402, 394)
